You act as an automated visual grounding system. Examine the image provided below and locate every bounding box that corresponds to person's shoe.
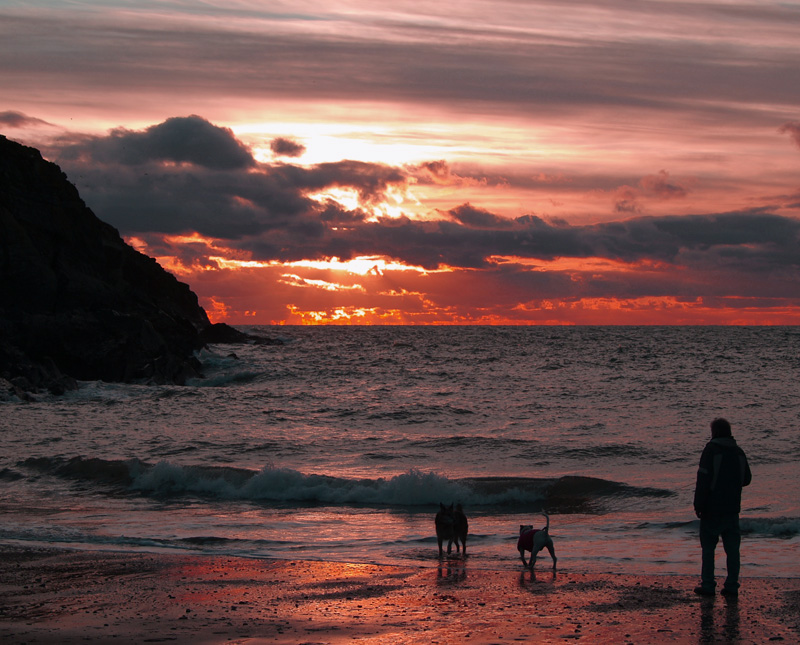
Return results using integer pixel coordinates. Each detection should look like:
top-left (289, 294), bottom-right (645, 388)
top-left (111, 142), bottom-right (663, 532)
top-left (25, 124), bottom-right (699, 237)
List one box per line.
top-left (694, 585), bottom-right (715, 596)
top-left (720, 587), bottom-right (738, 598)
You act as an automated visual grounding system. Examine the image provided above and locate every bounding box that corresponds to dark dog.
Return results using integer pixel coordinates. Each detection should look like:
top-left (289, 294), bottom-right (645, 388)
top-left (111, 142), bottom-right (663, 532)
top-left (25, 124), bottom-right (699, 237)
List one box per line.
top-left (435, 502), bottom-right (468, 557)
top-left (518, 513), bottom-right (557, 569)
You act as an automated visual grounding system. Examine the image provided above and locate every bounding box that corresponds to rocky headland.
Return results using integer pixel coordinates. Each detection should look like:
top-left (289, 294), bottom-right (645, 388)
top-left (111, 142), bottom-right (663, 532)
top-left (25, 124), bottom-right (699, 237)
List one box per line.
top-left (0, 135), bottom-right (257, 397)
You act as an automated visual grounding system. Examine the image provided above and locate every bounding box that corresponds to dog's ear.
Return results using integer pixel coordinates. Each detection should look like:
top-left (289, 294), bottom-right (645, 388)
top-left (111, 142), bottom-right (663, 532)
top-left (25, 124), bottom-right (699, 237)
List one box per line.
top-left (440, 502), bottom-right (445, 511)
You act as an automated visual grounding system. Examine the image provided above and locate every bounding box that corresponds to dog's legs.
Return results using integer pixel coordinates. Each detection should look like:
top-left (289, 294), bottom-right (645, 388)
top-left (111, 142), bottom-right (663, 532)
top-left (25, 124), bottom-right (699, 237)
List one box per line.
top-left (519, 551), bottom-right (529, 568)
top-left (546, 543), bottom-right (557, 568)
top-left (438, 537), bottom-right (444, 558)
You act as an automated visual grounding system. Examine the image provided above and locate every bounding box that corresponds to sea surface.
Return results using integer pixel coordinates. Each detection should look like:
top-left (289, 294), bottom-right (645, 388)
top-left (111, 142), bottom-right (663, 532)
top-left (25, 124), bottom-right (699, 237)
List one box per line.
top-left (1, 326), bottom-right (798, 578)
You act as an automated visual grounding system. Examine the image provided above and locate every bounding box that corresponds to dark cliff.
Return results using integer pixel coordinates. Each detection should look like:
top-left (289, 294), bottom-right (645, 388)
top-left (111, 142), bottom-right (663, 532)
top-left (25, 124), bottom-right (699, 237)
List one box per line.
top-left (0, 135), bottom-right (220, 394)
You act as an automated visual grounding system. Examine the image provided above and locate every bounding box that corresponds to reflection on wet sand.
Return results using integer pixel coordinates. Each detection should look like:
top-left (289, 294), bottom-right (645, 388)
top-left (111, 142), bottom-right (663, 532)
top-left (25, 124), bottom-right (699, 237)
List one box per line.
top-left (2, 547), bottom-right (795, 643)
top-left (518, 567), bottom-right (558, 591)
top-left (699, 595), bottom-right (740, 643)
top-left (436, 558), bottom-right (467, 585)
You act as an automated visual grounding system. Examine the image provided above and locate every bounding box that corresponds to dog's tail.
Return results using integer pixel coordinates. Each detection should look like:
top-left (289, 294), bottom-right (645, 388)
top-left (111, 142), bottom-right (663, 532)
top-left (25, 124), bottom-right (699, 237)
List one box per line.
top-left (541, 511), bottom-right (550, 532)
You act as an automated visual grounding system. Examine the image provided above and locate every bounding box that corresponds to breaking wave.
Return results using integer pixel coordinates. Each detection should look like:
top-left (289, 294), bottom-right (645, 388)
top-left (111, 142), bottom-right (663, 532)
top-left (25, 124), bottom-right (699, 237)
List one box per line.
top-left (19, 456), bottom-right (673, 512)
top-left (741, 516), bottom-right (800, 538)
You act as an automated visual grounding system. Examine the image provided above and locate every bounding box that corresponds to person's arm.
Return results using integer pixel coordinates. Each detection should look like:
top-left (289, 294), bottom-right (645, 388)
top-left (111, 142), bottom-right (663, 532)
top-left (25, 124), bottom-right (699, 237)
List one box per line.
top-left (694, 445), bottom-right (713, 517)
top-left (741, 451), bottom-right (752, 487)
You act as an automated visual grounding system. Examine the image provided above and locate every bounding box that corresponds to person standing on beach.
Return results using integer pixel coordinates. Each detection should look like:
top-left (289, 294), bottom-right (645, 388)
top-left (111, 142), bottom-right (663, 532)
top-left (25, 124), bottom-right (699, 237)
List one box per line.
top-left (693, 418), bottom-right (752, 597)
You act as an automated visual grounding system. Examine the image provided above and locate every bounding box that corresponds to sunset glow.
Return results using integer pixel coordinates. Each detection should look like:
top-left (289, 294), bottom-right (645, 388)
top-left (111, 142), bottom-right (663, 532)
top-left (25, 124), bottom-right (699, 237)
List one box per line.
top-left (2, 1), bottom-right (800, 324)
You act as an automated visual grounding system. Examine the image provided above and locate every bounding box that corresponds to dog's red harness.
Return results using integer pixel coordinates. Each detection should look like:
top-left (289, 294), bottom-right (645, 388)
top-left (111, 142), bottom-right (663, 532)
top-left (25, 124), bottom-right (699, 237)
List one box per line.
top-left (517, 529), bottom-right (540, 551)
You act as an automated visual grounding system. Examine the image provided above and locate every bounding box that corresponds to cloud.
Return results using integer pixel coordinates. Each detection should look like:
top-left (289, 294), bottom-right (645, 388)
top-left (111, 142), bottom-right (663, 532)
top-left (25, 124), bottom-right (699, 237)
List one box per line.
top-left (6, 3), bottom-right (800, 131)
top-left (613, 170), bottom-right (689, 213)
top-left (241, 205), bottom-right (800, 274)
top-left (415, 160), bottom-right (454, 185)
top-left (47, 116), bottom-right (800, 281)
top-left (447, 203), bottom-right (514, 229)
top-left (59, 115), bottom-right (255, 170)
top-left (639, 171), bottom-right (688, 200)
top-left (411, 160), bottom-right (488, 187)
top-left (613, 186), bottom-right (642, 214)
top-left (780, 122), bottom-right (800, 148)
top-left (286, 159), bottom-right (408, 205)
top-left (0, 111), bottom-right (51, 128)
top-left (52, 118), bottom-right (409, 239)
top-left (270, 137), bottom-right (306, 158)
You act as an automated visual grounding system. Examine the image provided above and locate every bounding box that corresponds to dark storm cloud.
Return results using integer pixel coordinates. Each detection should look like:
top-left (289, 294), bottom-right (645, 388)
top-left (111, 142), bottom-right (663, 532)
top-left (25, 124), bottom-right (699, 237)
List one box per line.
top-left (270, 137), bottom-right (306, 158)
top-left (52, 120), bottom-right (408, 238)
top-left (240, 205), bottom-right (800, 275)
top-left (354, 209), bottom-right (797, 274)
top-left (58, 161), bottom-right (376, 239)
top-left (59, 116), bottom-right (255, 170)
top-left (49, 117), bottom-right (800, 280)
top-left (270, 160), bottom-right (407, 205)
top-left (448, 204), bottom-right (514, 229)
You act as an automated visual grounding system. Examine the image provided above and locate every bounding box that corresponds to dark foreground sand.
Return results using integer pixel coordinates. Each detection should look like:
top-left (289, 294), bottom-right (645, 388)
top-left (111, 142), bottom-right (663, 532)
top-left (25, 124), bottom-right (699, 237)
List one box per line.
top-left (1, 545), bottom-right (798, 644)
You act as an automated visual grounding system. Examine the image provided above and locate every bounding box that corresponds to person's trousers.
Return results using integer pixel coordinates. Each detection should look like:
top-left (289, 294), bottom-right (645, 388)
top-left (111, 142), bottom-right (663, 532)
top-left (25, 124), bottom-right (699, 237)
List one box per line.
top-left (699, 513), bottom-right (741, 590)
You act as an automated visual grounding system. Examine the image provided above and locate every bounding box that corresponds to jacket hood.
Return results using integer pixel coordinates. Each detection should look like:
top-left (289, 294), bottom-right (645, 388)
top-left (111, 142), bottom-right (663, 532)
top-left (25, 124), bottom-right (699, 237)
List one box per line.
top-left (710, 437), bottom-right (739, 449)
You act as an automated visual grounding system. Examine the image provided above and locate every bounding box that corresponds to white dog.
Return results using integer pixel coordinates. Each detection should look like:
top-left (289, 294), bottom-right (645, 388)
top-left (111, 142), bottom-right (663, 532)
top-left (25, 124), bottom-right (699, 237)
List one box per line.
top-left (518, 513), bottom-right (557, 569)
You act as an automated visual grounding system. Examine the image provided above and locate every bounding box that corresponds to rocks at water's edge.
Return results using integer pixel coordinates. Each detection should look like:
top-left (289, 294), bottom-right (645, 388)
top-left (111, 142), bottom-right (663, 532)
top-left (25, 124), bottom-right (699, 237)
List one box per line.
top-left (0, 135), bottom-right (269, 397)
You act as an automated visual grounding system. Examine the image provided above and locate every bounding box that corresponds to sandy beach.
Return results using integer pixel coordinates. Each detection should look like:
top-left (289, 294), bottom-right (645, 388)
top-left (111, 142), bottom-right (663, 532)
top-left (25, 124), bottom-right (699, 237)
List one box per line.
top-left (1, 545), bottom-right (797, 644)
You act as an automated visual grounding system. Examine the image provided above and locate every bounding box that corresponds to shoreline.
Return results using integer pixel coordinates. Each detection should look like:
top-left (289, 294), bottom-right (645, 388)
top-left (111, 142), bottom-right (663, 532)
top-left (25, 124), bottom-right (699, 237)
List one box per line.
top-left (2, 544), bottom-right (799, 643)
top-left (0, 545), bottom-right (800, 645)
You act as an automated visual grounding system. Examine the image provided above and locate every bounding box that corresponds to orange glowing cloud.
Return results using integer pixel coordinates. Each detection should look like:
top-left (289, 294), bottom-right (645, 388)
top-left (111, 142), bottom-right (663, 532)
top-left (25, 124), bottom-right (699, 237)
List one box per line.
top-left (139, 234), bottom-right (800, 326)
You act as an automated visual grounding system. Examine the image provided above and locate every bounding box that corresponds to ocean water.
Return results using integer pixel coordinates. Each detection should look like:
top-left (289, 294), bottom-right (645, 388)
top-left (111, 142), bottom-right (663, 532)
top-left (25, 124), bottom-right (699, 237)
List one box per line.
top-left (1, 326), bottom-right (798, 578)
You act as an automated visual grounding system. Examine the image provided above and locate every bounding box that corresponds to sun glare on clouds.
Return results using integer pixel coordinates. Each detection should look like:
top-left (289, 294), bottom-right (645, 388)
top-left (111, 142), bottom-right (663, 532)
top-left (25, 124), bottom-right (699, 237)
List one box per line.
top-left (308, 186), bottom-right (410, 220)
top-left (282, 256), bottom-right (431, 276)
top-left (234, 121), bottom-right (447, 167)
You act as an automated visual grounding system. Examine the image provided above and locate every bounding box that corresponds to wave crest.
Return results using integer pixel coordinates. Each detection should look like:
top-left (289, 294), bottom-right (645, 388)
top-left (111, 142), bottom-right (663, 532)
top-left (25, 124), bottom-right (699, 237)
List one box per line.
top-left (19, 456), bottom-right (674, 512)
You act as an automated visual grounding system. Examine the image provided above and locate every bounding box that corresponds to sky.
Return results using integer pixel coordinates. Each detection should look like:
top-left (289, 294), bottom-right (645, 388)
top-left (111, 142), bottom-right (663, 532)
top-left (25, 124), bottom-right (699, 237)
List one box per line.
top-left (2, 0), bottom-right (800, 325)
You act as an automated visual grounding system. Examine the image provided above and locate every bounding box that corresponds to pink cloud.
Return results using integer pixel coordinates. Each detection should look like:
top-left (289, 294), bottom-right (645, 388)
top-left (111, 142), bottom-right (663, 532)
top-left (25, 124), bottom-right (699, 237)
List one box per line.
top-left (779, 122), bottom-right (800, 148)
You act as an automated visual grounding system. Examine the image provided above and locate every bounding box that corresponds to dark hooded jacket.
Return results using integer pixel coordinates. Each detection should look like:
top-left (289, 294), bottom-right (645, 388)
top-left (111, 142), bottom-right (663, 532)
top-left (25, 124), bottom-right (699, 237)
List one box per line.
top-left (694, 436), bottom-right (752, 517)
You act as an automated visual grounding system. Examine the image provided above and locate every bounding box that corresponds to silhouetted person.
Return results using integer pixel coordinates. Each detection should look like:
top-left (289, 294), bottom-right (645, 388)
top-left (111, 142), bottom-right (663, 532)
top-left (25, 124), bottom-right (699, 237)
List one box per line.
top-left (693, 418), bottom-right (751, 597)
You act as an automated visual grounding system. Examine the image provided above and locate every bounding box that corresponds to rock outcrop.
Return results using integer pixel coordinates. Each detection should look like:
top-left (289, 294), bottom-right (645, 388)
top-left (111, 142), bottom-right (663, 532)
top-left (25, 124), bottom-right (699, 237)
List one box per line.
top-left (0, 135), bottom-right (232, 394)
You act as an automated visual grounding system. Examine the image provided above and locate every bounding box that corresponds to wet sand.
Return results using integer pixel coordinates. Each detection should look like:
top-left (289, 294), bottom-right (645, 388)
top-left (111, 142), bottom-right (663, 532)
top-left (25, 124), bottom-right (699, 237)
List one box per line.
top-left (1, 544), bottom-right (798, 643)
